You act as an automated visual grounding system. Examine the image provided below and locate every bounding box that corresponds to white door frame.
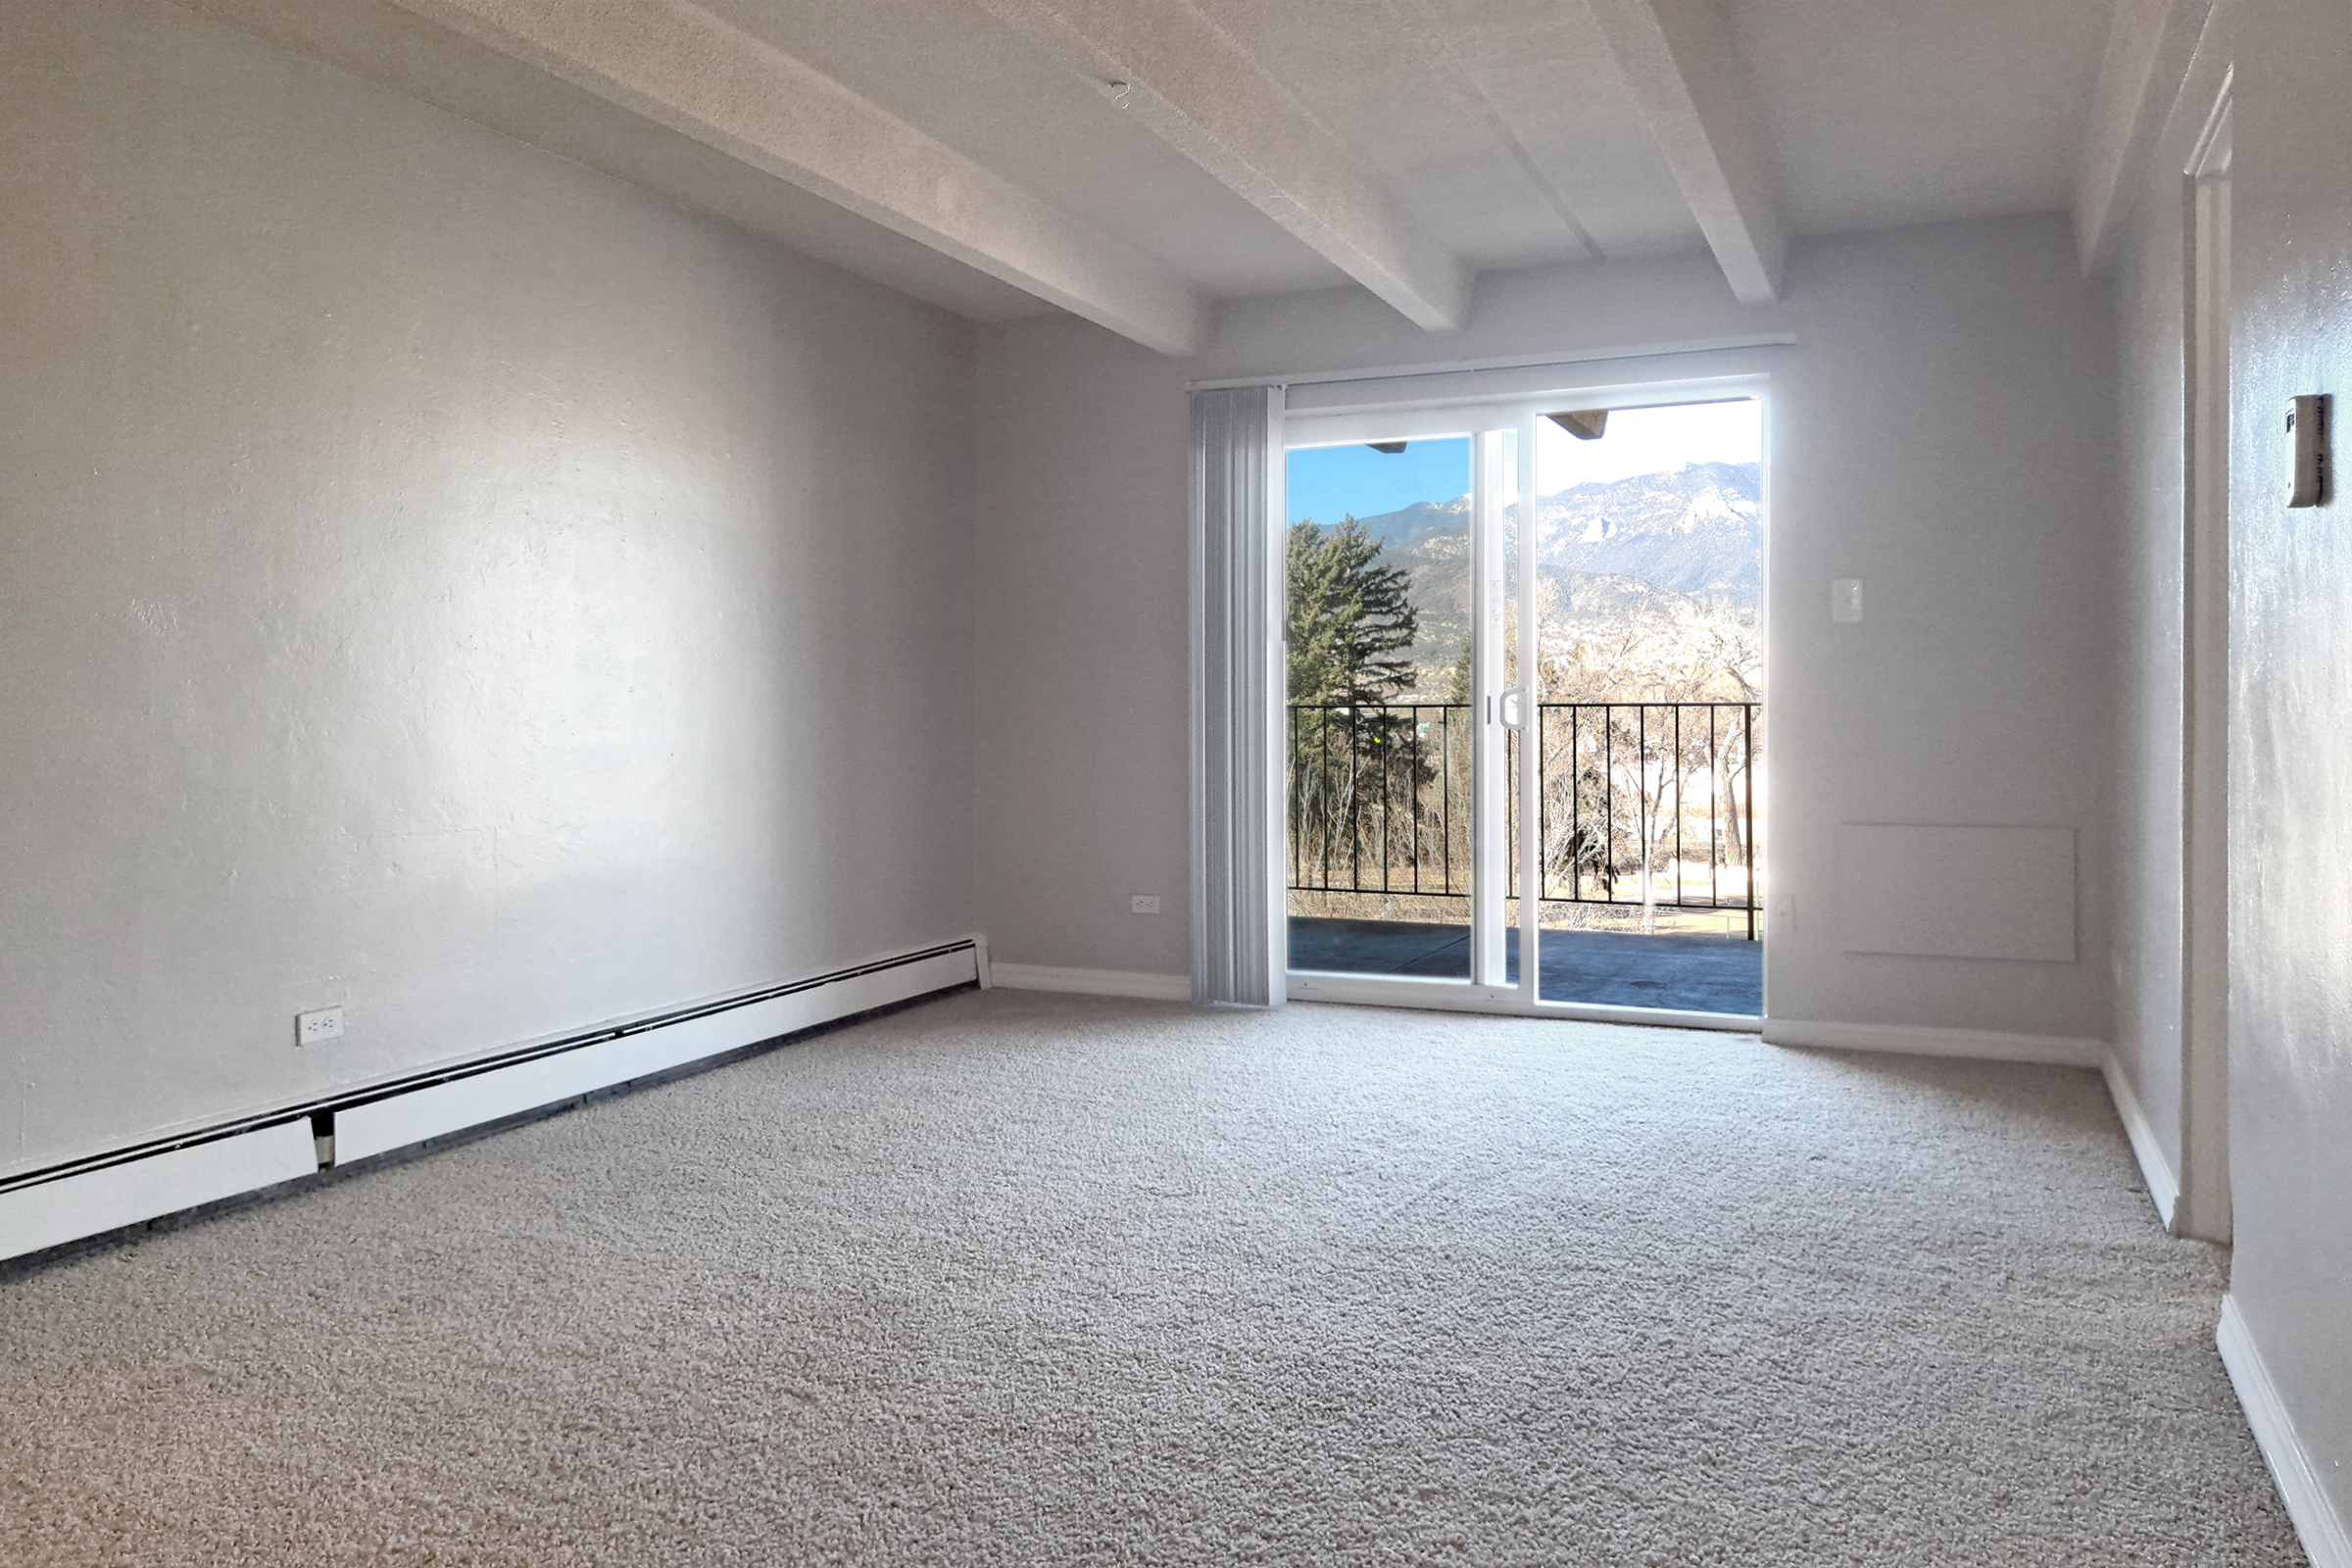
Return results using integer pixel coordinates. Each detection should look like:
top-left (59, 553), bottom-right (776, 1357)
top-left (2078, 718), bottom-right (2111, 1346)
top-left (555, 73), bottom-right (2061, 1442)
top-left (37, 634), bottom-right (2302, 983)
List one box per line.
top-left (2178, 77), bottom-right (2232, 1241)
top-left (1279, 374), bottom-right (1771, 1029)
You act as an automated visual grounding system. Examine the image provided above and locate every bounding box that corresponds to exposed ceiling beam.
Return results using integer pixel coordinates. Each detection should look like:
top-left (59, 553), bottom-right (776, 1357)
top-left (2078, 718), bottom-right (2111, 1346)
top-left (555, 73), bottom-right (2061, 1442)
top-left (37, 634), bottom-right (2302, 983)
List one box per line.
top-left (1585, 0), bottom-right (1787, 304)
top-left (2074, 0), bottom-right (2215, 274)
top-left (972, 0), bottom-right (1474, 333)
top-left (317, 0), bottom-right (1207, 355)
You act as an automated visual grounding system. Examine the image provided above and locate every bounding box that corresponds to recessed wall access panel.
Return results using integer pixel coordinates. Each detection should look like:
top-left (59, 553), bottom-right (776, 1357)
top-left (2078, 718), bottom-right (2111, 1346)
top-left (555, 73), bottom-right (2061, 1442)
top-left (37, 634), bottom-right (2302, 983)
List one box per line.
top-left (1836, 824), bottom-right (2077, 962)
top-left (0, 1121), bottom-right (318, 1262)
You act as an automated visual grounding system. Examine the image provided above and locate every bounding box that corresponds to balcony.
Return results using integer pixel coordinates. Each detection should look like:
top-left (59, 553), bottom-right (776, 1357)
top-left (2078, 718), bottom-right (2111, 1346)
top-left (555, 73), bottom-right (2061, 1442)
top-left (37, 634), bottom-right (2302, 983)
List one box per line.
top-left (1287, 700), bottom-right (1762, 1014)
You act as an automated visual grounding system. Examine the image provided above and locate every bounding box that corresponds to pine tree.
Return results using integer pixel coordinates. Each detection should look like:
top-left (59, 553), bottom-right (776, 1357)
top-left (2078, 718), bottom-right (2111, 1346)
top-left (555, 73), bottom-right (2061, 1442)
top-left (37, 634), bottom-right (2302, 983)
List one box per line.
top-left (1285, 517), bottom-right (1418, 704)
top-left (1286, 517), bottom-right (1426, 893)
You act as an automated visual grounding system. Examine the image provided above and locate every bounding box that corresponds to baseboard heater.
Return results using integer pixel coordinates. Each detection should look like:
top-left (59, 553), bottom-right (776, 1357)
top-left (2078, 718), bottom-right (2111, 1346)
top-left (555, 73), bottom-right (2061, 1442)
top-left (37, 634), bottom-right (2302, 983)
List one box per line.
top-left (0, 938), bottom-right (984, 1265)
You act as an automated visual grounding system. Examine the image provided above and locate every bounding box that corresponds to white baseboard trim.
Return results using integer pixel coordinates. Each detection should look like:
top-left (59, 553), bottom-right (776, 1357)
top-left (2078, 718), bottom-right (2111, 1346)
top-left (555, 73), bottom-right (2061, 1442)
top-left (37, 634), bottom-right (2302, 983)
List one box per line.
top-left (2219, 1295), bottom-right (2352, 1568)
top-left (989, 963), bottom-right (1193, 1002)
top-left (0, 937), bottom-right (980, 1264)
top-left (2101, 1048), bottom-right (2180, 1230)
top-left (1760, 1017), bottom-right (2104, 1067)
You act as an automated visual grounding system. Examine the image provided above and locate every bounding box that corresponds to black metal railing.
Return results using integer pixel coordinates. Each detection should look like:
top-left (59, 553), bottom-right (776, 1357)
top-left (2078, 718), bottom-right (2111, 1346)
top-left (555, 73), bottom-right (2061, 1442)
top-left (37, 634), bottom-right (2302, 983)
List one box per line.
top-left (1287, 703), bottom-right (1471, 901)
top-left (1287, 700), bottom-right (1759, 937)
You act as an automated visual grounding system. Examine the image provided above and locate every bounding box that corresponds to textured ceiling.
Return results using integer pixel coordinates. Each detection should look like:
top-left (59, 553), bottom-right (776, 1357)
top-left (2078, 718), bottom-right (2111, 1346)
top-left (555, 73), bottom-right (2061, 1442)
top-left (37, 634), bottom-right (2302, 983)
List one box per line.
top-left (180, 0), bottom-right (2126, 335)
top-left (1190, 0), bottom-right (1702, 267)
top-left (1728, 0), bottom-right (2114, 234)
top-left (717, 0), bottom-right (2117, 289)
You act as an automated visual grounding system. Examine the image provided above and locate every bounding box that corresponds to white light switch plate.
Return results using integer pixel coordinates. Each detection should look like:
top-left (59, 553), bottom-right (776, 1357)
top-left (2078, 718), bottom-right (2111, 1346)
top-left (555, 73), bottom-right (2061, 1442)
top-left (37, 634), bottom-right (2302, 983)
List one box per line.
top-left (1130, 895), bottom-right (1161, 915)
top-left (297, 1005), bottom-right (345, 1046)
top-left (1832, 578), bottom-right (1863, 623)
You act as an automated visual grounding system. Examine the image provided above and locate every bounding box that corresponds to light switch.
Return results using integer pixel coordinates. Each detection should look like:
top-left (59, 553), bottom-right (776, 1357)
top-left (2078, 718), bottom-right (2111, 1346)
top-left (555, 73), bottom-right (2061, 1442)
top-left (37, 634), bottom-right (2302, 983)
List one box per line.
top-left (2288, 394), bottom-right (2329, 508)
top-left (1831, 578), bottom-right (1863, 623)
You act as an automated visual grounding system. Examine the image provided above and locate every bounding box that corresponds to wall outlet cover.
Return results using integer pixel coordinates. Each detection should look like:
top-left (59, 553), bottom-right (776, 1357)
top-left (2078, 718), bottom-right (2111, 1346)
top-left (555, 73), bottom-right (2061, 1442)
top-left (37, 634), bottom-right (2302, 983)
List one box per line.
top-left (1130, 895), bottom-right (1162, 915)
top-left (297, 1005), bottom-right (345, 1046)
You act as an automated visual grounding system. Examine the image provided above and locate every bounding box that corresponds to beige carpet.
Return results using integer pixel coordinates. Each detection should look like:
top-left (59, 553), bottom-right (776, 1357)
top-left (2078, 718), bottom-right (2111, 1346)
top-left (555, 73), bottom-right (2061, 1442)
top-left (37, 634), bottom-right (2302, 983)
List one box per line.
top-left (0, 990), bottom-right (2305, 1565)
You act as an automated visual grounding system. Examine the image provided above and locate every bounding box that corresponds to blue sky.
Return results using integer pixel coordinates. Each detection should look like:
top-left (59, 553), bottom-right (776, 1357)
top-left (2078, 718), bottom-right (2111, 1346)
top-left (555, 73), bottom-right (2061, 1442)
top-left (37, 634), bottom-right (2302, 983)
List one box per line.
top-left (1286, 400), bottom-right (1761, 524)
top-left (1286, 438), bottom-right (1470, 525)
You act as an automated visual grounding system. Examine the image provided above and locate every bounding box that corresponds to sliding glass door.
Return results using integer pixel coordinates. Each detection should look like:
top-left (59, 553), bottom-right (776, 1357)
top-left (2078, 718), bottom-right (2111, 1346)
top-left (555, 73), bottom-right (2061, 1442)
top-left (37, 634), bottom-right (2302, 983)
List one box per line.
top-left (1283, 393), bottom-right (1764, 1022)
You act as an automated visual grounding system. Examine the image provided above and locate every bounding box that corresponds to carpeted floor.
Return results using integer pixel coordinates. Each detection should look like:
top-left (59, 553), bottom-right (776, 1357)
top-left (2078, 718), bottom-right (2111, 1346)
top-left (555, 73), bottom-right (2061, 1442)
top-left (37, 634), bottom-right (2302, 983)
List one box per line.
top-left (0, 990), bottom-right (2304, 1566)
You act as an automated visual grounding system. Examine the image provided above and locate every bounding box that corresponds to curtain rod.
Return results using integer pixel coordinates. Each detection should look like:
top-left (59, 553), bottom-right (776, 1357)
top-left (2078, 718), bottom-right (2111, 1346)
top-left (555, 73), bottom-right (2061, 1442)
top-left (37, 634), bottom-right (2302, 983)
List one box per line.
top-left (1182, 332), bottom-right (1797, 393)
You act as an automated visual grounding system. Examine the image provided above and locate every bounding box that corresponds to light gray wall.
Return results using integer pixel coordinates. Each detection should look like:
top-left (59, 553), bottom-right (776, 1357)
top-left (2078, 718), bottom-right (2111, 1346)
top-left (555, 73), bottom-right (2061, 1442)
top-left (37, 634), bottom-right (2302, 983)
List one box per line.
top-left (976, 215), bottom-right (2119, 1045)
top-left (2108, 0), bottom-right (2352, 1516)
top-left (2213, 0), bottom-right (2352, 1518)
top-left (973, 327), bottom-right (1195, 979)
top-left (0, 0), bottom-right (975, 1173)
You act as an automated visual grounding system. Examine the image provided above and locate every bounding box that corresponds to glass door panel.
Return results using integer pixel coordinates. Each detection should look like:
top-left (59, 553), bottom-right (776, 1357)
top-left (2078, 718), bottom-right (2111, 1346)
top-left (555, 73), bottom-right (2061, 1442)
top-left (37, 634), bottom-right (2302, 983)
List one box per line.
top-left (1523, 400), bottom-right (1767, 1014)
top-left (1283, 434), bottom-right (1478, 981)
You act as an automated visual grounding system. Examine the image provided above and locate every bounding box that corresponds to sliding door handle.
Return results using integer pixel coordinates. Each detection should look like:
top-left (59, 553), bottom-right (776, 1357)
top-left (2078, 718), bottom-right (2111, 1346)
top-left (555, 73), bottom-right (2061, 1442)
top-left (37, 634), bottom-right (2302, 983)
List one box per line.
top-left (1498, 689), bottom-right (1527, 730)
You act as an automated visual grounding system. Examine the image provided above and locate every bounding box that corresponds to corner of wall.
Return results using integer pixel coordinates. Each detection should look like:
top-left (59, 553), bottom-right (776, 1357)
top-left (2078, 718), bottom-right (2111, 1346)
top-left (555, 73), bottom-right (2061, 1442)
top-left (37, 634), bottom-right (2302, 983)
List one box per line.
top-left (2101, 1045), bottom-right (2180, 1229)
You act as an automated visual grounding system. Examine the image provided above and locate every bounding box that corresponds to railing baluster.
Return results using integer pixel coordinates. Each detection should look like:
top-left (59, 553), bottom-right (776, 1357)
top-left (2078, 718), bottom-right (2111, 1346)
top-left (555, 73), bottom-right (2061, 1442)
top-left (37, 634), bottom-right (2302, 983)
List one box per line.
top-left (1745, 703), bottom-right (1757, 941)
top-left (1321, 708), bottom-right (1334, 894)
top-left (1430, 710), bottom-right (1448, 893)
top-left (1673, 704), bottom-right (1684, 908)
top-left (1570, 705), bottom-right (1582, 902)
top-left (1709, 705), bottom-right (1720, 913)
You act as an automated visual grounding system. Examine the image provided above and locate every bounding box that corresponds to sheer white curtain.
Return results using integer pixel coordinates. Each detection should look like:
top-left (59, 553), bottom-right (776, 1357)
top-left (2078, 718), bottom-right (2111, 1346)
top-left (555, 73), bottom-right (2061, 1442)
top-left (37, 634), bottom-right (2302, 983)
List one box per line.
top-left (1188, 385), bottom-right (1285, 1006)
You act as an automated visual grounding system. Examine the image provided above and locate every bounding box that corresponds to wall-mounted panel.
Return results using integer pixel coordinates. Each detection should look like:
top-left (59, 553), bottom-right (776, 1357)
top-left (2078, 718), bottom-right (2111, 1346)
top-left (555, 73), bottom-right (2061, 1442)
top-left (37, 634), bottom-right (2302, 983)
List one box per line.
top-left (1837, 824), bottom-right (2077, 961)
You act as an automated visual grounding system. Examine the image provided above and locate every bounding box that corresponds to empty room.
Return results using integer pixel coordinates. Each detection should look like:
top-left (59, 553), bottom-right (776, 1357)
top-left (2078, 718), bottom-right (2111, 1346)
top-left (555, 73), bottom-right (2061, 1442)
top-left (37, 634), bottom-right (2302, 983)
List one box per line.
top-left (3, 0), bottom-right (2348, 1562)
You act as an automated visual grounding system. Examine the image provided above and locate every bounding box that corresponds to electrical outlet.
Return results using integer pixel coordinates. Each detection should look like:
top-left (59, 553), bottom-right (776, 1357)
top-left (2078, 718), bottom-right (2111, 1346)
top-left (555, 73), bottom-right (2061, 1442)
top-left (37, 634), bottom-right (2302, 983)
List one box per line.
top-left (296, 1005), bottom-right (345, 1047)
top-left (1130, 895), bottom-right (1162, 915)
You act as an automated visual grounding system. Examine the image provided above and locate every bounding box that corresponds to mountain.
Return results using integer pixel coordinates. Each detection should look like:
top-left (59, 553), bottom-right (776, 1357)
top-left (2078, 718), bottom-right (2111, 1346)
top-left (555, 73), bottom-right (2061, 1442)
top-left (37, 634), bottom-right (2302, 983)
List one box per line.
top-left (1535, 461), bottom-right (1761, 602)
top-left (1325, 494), bottom-right (1472, 555)
top-left (1326, 460), bottom-right (1761, 605)
top-left (1296, 461), bottom-right (1763, 701)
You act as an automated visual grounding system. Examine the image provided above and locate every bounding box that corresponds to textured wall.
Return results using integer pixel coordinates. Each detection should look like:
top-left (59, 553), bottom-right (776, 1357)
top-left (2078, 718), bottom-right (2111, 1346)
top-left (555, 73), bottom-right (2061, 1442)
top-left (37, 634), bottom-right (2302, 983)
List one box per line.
top-left (1760, 220), bottom-right (2116, 1042)
top-left (0, 0), bottom-right (975, 1172)
top-left (976, 217), bottom-right (2119, 1045)
top-left (972, 323), bottom-right (1195, 979)
top-left (2222, 0), bottom-right (2352, 1519)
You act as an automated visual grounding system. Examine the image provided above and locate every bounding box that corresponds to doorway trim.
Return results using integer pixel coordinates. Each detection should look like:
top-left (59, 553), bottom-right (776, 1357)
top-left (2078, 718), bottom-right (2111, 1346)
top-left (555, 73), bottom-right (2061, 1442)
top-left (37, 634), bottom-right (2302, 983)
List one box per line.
top-left (2175, 74), bottom-right (2232, 1241)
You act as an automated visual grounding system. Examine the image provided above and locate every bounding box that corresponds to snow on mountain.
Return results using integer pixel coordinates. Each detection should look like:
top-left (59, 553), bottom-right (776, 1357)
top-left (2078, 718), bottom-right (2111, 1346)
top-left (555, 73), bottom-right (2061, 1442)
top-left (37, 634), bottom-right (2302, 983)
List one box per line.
top-left (1533, 461), bottom-right (1761, 601)
top-left (1299, 460), bottom-right (1763, 699)
top-left (1324, 460), bottom-right (1761, 605)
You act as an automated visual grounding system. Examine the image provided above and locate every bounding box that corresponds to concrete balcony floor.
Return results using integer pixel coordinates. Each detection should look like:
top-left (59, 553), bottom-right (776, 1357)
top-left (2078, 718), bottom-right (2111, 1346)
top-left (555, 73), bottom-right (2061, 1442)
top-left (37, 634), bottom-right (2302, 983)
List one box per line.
top-left (1288, 916), bottom-right (1762, 1016)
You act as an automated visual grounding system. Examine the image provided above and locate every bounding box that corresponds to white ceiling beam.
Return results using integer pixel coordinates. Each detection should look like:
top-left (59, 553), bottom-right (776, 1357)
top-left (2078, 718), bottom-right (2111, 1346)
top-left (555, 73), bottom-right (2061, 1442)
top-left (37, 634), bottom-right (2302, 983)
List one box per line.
top-left (1585, 0), bottom-right (1787, 304)
top-left (368, 0), bottom-right (1205, 355)
top-left (973, 0), bottom-right (1474, 333)
top-left (2074, 0), bottom-right (2215, 274)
